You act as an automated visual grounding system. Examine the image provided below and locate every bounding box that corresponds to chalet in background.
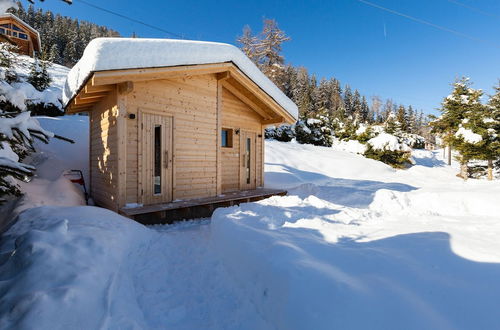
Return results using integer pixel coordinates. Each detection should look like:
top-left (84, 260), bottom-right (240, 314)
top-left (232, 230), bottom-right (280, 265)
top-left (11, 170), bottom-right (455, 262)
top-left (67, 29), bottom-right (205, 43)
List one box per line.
top-left (64, 38), bottom-right (297, 223)
top-left (0, 13), bottom-right (41, 57)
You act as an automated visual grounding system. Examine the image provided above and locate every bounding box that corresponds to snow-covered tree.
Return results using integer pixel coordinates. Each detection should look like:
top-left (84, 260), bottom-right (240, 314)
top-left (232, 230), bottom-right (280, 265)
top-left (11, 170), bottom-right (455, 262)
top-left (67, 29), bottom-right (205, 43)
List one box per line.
top-left (27, 58), bottom-right (52, 91)
top-left (431, 77), bottom-right (482, 178)
top-left (343, 85), bottom-right (354, 117)
top-left (295, 117), bottom-right (332, 147)
top-left (265, 124), bottom-right (294, 142)
top-left (364, 133), bottom-right (412, 168)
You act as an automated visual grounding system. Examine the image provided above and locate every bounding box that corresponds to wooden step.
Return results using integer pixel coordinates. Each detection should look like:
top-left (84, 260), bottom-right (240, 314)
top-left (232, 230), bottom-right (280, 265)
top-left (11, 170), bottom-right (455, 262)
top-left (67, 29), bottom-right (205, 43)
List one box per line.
top-left (119, 188), bottom-right (287, 225)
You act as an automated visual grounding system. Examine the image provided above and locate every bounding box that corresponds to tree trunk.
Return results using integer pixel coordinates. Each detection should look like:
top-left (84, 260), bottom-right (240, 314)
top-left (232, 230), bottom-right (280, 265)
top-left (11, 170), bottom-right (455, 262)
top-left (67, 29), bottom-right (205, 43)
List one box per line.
top-left (447, 144), bottom-right (452, 166)
top-left (487, 159), bottom-right (493, 181)
top-left (460, 162), bottom-right (468, 180)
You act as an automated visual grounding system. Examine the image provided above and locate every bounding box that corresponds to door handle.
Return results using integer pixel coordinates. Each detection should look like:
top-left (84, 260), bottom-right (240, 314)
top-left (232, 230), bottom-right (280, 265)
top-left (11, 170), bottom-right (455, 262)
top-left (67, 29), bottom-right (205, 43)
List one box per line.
top-left (165, 150), bottom-right (168, 169)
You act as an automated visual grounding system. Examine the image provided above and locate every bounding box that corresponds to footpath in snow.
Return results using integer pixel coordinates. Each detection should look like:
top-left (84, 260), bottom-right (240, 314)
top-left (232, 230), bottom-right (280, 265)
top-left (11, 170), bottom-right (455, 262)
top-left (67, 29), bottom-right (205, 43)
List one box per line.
top-left (1, 134), bottom-right (500, 329)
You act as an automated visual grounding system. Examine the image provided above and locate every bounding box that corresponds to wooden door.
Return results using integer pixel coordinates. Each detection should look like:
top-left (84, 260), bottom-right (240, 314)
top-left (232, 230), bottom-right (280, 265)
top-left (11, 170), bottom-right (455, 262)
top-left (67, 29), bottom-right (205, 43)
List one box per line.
top-left (240, 131), bottom-right (256, 190)
top-left (140, 112), bottom-right (173, 205)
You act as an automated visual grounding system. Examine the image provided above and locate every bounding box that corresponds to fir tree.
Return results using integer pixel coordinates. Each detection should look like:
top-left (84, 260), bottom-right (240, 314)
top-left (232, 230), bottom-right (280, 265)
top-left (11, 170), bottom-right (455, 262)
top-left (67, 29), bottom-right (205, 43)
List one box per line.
top-left (432, 77), bottom-right (482, 178)
top-left (27, 58), bottom-right (52, 91)
top-left (360, 95), bottom-right (370, 122)
top-left (396, 105), bottom-right (408, 132)
top-left (343, 85), bottom-right (354, 117)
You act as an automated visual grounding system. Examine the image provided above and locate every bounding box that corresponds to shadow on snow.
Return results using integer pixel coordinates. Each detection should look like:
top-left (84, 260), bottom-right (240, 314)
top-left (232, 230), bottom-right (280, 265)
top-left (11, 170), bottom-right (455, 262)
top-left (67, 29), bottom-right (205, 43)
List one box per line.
top-left (265, 163), bottom-right (417, 208)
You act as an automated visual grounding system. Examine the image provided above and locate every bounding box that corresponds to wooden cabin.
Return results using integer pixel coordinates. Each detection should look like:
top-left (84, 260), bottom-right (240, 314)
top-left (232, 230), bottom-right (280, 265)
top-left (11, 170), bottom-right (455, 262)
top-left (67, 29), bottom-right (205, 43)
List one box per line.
top-left (64, 39), bottom-right (297, 223)
top-left (0, 14), bottom-right (41, 57)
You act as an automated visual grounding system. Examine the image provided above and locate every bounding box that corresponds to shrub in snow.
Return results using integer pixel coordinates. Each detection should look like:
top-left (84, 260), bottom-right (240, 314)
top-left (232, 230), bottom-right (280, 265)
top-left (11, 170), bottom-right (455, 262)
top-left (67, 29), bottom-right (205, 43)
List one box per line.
top-left (265, 124), bottom-right (295, 142)
top-left (355, 124), bottom-right (377, 143)
top-left (399, 132), bottom-right (426, 149)
top-left (364, 133), bottom-right (412, 168)
top-left (331, 117), bottom-right (357, 141)
top-left (295, 117), bottom-right (332, 147)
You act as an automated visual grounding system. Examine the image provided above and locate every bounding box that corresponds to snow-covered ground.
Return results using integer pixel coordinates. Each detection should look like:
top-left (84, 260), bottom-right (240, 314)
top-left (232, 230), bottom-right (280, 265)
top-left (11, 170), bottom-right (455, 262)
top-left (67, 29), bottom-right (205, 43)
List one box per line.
top-left (1, 118), bottom-right (500, 329)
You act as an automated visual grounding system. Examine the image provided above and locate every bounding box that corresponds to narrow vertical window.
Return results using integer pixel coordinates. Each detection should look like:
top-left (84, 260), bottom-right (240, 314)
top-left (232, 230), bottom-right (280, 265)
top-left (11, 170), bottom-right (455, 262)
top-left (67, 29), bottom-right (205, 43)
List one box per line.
top-left (246, 138), bottom-right (251, 184)
top-left (153, 125), bottom-right (161, 195)
top-left (221, 128), bottom-right (232, 147)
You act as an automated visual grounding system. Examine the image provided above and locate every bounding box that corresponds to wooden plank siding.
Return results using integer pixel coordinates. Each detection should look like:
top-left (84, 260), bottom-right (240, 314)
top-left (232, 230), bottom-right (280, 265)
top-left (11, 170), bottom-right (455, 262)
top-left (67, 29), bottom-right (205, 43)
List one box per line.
top-left (89, 88), bottom-right (120, 211)
top-left (82, 69), bottom-right (271, 211)
top-left (124, 74), bottom-right (218, 203)
top-left (221, 86), bottom-right (264, 193)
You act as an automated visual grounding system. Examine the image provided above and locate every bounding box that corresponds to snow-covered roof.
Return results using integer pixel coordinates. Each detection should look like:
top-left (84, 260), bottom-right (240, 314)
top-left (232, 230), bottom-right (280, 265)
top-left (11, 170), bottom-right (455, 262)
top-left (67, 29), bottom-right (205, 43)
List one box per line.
top-left (63, 38), bottom-right (298, 119)
top-left (0, 13), bottom-right (41, 51)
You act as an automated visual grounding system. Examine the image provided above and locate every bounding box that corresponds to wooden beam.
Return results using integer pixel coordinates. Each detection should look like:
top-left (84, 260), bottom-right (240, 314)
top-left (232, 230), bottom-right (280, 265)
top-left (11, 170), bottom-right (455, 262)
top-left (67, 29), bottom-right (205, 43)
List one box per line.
top-left (92, 63), bottom-right (232, 86)
top-left (221, 81), bottom-right (271, 119)
top-left (262, 117), bottom-right (284, 125)
top-left (74, 94), bottom-right (105, 105)
top-left (216, 71), bottom-right (230, 81)
top-left (227, 66), bottom-right (296, 124)
top-left (118, 81), bottom-right (134, 95)
top-left (85, 84), bottom-right (114, 94)
top-left (79, 91), bottom-right (109, 100)
top-left (66, 104), bottom-right (92, 113)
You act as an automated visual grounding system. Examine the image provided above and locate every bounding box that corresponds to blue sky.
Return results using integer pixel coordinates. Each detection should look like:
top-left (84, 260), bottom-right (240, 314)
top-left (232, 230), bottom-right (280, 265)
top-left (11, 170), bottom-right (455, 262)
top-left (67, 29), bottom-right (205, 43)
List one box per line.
top-left (32, 0), bottom-right (500, 115)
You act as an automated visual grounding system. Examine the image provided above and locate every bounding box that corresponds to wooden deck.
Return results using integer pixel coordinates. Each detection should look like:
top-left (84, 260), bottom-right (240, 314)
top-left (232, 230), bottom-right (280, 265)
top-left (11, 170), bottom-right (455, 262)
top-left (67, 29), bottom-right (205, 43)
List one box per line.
top-left (119, 188), bottom-right (287, 225)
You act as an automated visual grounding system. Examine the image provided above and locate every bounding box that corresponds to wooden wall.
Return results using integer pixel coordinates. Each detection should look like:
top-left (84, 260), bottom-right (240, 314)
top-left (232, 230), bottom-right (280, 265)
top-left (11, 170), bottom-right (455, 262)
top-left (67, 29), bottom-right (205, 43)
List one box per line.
top-left (221, 86), bottom-right (264, 193)
top-left (125, 74), bottom-right (218, 203)
top-left (87, 73), bottom-right (266, 209)
top-left (89, 89), bottom-right (119, 211)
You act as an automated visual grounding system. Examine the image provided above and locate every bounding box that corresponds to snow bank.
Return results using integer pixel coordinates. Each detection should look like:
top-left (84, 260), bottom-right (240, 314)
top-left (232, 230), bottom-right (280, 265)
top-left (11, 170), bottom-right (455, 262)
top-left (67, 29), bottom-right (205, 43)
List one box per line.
top-left (63, 38), bottom-right (298, 119)
top-left (370, 188), bottom-right (500, 218)
top-left (211, 140), bottom-right (500, 329)
top-left (331, 139), bottom-right (366, 154)
top-left (30, 115), bottom-right (89, 182)
top-left (0, 206), bottom-right (152, 329)
top-left (211, 197), bottom-right (500, 330)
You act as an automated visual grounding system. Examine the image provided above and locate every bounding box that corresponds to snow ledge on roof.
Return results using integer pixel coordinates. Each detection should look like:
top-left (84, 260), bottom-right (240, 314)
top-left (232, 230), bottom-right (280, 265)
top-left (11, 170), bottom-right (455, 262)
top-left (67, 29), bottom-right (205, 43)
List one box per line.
top-left (62, 38), bottom-right (298, 119)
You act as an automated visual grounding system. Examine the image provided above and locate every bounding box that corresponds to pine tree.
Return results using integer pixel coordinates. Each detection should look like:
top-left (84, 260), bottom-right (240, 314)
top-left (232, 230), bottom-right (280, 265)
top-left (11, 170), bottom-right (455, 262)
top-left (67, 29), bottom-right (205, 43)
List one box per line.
top-left (343, 85), bottom-right (354, 117)
top-left (396, 105), bottom-right (408, 132)
top-left (352, 89), bottom-right (362, 119)
top-left (431, 77), bottom-right (482, 177)
top-left (360, 95), bottom-right (370, 122)
top-left (27, 58), bottom-right (52, 91)
top-left (48, 43), bottom-right (61, 64)
top-left (483, 82), bottom-right (500, 179)
top-left (293, 67), bottom-right (312, 118)
top-left (407, 105), bottom-right (416, 133)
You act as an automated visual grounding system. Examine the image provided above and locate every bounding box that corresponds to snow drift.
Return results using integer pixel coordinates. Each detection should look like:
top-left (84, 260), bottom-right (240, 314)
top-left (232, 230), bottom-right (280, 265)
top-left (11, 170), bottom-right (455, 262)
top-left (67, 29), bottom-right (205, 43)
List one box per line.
top-left (0, 206), bottom-right (152, 329)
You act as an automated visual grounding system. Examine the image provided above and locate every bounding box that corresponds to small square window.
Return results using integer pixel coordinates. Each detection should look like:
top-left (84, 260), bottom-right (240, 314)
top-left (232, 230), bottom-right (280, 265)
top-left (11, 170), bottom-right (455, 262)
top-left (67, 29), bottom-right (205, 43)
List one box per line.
top-left (221, 128), bottom-right (233, 148)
